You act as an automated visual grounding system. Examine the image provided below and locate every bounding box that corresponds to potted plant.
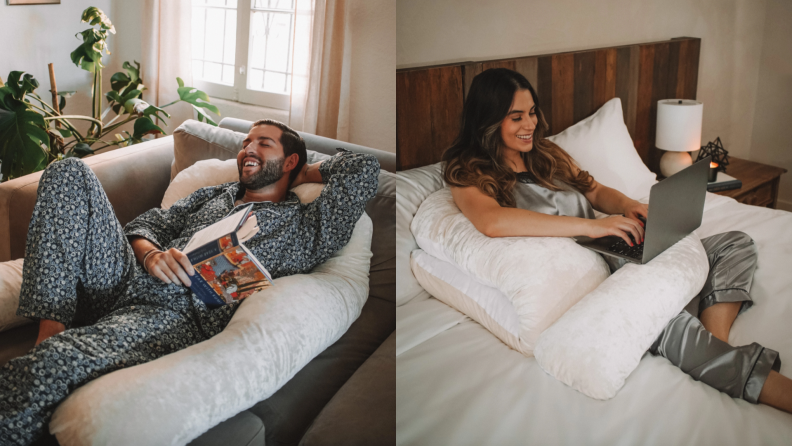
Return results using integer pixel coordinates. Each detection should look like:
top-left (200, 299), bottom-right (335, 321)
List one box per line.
top-left (0, 6), bottom-right (219, 182)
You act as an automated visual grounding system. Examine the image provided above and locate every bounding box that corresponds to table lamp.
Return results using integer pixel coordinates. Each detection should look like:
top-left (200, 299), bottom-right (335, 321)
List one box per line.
top-left (655, 99), bottom-right (703, 177)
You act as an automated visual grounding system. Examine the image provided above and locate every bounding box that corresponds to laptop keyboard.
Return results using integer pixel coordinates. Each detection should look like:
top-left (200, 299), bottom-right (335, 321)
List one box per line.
top-left (608, 238), bottom-right (644, 260)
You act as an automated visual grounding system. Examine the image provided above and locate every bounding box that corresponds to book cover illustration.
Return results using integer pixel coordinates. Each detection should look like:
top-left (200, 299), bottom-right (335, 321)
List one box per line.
top-left (190, 235), bottom-right (273, 306)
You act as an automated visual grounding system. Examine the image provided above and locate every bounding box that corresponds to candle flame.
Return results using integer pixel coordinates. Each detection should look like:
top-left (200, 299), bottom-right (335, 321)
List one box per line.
top-left (710, 162), bottom-right (718, 168)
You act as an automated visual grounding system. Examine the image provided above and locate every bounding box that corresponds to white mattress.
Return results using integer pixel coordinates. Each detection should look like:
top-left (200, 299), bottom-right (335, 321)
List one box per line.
top-left (396, 193), bottom-right (792, 445)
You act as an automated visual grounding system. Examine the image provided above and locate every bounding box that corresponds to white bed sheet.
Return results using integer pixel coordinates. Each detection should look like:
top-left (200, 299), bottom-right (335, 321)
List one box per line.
top-left (396, 193), bottom-right (792, 445)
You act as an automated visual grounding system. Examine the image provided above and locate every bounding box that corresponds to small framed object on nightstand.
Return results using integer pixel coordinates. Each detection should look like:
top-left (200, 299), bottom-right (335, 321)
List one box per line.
top-left (713, 157), bottom-right (787, 208)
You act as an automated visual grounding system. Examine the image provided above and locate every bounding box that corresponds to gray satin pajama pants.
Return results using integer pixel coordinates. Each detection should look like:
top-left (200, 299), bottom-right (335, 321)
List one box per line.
top-left (609, 231), bottom-right (780, 404)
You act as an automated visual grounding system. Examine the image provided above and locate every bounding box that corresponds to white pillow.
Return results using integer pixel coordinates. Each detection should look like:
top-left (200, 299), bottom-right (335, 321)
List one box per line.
top-left (548, 97), bottom-right (657, 200)
top-left (162, 158), bottom-right (325, 209)
top-left (50, 213), bottom-right (374, 445)
top-left (410, 188), bottom-right (611, 355)
top-left (534, 232), bottom-right (709, 400)
top-left (411, 249), bottom-right (520, 349)
top-left (0, 259), bottom-right (31, 332)
top-left (395, 163), bottom-right (445, 307)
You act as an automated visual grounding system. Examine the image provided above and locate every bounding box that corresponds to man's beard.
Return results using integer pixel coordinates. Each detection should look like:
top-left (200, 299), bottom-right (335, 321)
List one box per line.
top-left (239, 157), bottom-right (285, 190)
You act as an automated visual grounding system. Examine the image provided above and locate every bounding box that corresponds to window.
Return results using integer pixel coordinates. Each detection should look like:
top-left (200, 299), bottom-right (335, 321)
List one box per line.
top-left (191, 0), bottom-right (296, 110)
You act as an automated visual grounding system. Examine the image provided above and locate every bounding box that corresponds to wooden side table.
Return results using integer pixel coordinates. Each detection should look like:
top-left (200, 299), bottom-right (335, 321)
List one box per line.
top-left (714, 157), bottom-right (787, 208)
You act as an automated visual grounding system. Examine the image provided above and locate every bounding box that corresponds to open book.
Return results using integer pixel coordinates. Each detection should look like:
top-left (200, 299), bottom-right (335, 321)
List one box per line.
top-left (183, 204), bottom-right (274, 307)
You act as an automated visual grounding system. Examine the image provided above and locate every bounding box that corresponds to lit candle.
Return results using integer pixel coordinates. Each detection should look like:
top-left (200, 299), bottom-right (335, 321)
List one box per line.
top-left (708, 161), bottom-right (718, 182)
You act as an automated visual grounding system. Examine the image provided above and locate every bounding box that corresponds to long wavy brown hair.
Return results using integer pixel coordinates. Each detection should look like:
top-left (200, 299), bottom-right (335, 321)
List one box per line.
top-left (443, 68), bottom-right (594, 207)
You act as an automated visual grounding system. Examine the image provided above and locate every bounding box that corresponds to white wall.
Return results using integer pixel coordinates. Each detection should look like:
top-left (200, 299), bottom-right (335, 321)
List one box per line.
top-left (397, 0), bottom-right (772, 171)
top-left (347, 0), bottom-right (396, 153)
top-left (0, 0), bottom-right (116, 136)
top-left (749, 0), bottom-right (792, 210)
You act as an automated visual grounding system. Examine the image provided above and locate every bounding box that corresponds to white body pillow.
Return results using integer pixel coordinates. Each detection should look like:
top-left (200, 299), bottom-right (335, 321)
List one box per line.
top-left (0, 259), bottom-right (30, 332)
top-left (50, 213), bottom-right (373, 445)
top-left (534, 232), bottom-right (709, 400)
top-left (548, 97), bottom-right (657, 200)
top-left (395, 163), bottom-right (445, 307)
top-left (410, 188), bottom-right (611, 355)
top-left (411, 249), bottom-right (520, 347)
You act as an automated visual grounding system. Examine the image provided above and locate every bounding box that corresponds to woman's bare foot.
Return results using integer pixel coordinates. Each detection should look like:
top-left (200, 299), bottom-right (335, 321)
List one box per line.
top-left (699, 301), bottom-right (742, 343)
top-left (759, 371), bottom-right (792, 414)
top-left (35, 319), bottom-right (66, 346)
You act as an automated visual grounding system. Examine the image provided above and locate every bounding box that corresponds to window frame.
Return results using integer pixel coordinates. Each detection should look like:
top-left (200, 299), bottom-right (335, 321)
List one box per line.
top-left (192, 0), bottom-right (293, 111)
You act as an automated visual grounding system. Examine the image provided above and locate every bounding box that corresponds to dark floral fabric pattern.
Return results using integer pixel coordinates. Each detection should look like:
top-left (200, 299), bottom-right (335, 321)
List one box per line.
top-left (0, 149), bottom-right (379, 445)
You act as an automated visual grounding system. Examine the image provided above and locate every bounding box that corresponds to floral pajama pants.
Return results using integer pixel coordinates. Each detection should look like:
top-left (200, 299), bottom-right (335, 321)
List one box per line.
top-left (0, 158), bottom-right (237, 445)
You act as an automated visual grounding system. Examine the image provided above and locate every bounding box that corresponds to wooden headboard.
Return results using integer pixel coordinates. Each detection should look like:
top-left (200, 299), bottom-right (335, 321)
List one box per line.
top-left (396, 37), bottom-right (701, 173)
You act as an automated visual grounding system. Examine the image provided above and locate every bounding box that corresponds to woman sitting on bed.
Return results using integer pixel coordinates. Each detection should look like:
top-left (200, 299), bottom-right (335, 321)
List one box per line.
top-left (443, 67), bottom-right (792, 414)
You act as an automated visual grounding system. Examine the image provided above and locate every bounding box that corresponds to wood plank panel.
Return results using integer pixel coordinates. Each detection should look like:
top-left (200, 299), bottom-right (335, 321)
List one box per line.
top-left (482, 60), bottom-right (515, 71)
top-left (537, 56), bottom-right (553, 132)
top-left (550, 53), bottom-right (575, 135)
top-left (396, 66), bottom-right (464, 170)
top-left (667, 39), bottom-right (681, 99)
top-left (684, 39), bottom-right (700, 99)
top-left (593, 48), bottom-right (617, 110)
top-left (573, 51), bottom-right (595, 124)
top-left (647, 42), bottom-right (670, 173)
top-left (615, 46), bottom-right (639, 137)
top-left (462, 63), bottom-right (483, 99)
top-left (634, 44), bottom-right (655, 166)
top-left (514, 57), bottom-right (539, 93)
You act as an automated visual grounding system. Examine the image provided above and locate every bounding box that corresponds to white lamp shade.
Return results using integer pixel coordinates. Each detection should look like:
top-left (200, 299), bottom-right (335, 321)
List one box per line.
top-left (655, 99), bottom-right (703, 152)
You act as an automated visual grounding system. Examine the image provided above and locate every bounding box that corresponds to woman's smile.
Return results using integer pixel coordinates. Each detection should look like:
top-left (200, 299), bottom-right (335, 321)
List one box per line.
top-left (500, 89), bottom-right (538, 155)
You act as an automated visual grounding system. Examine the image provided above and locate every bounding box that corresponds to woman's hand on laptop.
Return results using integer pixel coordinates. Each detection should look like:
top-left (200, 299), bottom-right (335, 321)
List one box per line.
top-left (587, 215), bottom-right (645, 246)
top-left (623, 201), bottom-right (649, 227)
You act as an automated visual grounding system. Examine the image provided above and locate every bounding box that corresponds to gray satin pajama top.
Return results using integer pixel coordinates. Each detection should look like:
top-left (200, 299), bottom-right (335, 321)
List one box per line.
top-left (513, 172), bottom-right (781, 404)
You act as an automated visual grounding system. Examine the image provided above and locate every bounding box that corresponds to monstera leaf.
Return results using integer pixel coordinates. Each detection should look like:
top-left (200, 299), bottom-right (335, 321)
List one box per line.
top-left (110, 61), bottom-right (144, 96)
top-left (0, 102), bottom-right (49, 180)
top-left (4, 72), bottom-right (40, 101)
top-left (80, 7), bottom-right (116, 33)
top-left (58, 91), bottom-right (75, 112)
top-left (71, 28), bottom-right (112, 72)
top-left (176, 78), bottom-right (220, 126)
top-left (131, 116), bottom-right (165, 142)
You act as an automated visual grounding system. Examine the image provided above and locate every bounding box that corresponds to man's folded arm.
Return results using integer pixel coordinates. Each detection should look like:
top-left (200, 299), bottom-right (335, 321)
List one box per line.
top-left (296, 150), bottom-right (380, 269)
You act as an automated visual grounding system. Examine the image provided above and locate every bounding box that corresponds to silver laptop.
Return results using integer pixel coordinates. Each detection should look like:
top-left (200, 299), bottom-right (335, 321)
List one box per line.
top-left (574, 156), bottom-right (710, 265)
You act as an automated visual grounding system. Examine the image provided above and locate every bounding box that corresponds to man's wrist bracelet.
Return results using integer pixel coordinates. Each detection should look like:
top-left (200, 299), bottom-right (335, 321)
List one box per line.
top-left (141, 248), bottom-right (161, 273)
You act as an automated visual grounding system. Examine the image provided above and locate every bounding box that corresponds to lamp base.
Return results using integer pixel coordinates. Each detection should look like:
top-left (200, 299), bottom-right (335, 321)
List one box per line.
top-left (660, 151), bottom-right (693, 177)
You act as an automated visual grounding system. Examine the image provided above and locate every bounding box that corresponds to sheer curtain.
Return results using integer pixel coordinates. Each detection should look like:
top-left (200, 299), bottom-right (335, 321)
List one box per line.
top-left (142, 0), bottom-right (194, 129)
top-left (289, 0), bottom-right (352, 141)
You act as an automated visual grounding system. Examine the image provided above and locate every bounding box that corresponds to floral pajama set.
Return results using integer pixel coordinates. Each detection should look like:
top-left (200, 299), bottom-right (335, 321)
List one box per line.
top-left (0, 150), bottom-right (379, 445)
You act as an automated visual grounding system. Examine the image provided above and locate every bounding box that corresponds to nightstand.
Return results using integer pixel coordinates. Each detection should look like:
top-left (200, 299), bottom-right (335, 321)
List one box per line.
top-left (714, 157), bottom-right (787, 208)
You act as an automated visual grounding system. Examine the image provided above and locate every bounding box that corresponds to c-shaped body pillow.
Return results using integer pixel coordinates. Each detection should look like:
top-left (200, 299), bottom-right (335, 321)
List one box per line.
top-left (411, 187), bottom-right (709, 399)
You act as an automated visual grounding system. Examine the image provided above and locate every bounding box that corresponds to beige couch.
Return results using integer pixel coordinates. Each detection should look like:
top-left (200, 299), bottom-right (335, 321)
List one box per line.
top-left (0, 118), bottom-right (396, 446)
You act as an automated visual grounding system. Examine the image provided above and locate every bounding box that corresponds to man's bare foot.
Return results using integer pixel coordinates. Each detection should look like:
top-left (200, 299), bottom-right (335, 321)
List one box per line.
top-left (35, 319), bottom-right (66, 346)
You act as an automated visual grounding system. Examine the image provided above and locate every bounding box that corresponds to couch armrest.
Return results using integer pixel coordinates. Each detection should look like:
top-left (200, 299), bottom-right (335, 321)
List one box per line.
top-left (0, 136), bottom-right (175, 262)
top-left (299, 330), bottom-right (396, 446)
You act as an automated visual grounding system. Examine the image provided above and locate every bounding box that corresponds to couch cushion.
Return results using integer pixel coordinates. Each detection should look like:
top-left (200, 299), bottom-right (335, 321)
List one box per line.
top-left (0, 137), bottom-right (174, 262)
top-left (367, 171), bottom-right (396, 303)
top-left (188, 411), bottom-right (265, 446)
top-left (299, 331), bottom-right (395, 446)
top-left (248, 295), bottom-right (395, 446)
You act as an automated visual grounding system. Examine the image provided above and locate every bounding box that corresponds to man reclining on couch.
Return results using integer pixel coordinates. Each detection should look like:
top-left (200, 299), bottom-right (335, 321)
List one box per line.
top-left (0, 119), bottom-right (380, 445)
